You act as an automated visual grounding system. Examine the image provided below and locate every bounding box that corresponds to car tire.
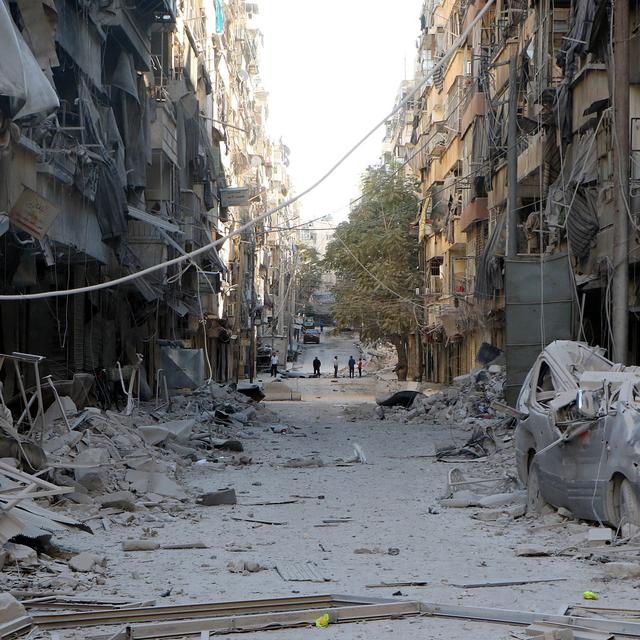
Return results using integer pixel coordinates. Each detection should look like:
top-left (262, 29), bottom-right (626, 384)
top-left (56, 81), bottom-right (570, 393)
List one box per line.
top-left (527, 463), bottom-right (551, 514)
top-left (608, 478), bottom-right (640, 529)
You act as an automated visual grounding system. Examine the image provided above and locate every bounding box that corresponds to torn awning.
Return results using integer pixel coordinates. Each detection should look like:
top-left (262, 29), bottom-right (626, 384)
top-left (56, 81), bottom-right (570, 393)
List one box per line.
top-left (0, 0), bottom-right (59, 119)
top-left (128, 206), bottom-right (183, 235)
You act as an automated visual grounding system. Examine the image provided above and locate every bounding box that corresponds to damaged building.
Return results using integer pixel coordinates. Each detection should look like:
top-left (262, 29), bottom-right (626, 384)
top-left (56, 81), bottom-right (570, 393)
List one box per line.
top-left (0, 0), bottom-right (299, 399)
top-left (389, 0), bottom-right (640, 400)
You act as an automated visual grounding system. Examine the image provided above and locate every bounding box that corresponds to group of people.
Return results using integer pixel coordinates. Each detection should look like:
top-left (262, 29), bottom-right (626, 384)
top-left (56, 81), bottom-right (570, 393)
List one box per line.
top-left (312, 355), bottom-right (363, 378)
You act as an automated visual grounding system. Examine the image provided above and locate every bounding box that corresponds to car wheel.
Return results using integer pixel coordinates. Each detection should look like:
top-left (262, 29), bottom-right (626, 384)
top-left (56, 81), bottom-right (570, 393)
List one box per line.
top-left (608, 478), bottom-right (640, 529)
top-left (527, 463), bottom-right (551, 514)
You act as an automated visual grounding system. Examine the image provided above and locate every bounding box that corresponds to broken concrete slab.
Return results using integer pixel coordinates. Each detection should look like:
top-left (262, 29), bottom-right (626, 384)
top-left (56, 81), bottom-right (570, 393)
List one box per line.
top-left (137, 419), bottom-right (196, 446)
top-left (44, 395), bottom-right (77, 426)
top-left (0, 593), bottom-right (28, 627)
top-left (196, 488), bottom-right (237, 506)
top-left (4, 542), bottom-right (38, 566)
top-left (96, 491), bottom-right (137, 512)
top-left (125, 470), bottom-right (186, 500)
top-left (74, 447), bottom-right (110, 482)
top-left (69, 551), bottom-right (106, 572)
top-left (601, 561), bottom-right (640, 579)
top-left (587, 528), bottom-right (613, 547)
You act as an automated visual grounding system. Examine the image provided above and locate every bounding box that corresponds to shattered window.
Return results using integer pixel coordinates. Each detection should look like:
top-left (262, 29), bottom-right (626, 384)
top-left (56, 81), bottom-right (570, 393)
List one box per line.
top-left (535, 361), bottom-right (557, 406)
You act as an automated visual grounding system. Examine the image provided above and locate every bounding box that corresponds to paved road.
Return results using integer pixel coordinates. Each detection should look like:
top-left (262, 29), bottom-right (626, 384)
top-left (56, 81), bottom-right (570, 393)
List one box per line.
top-left (295, 331), bottom-right (362, 377)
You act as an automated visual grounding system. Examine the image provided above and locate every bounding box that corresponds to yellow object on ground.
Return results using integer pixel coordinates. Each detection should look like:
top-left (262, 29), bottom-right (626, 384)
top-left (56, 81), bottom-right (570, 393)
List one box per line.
top-left (583, 591), bottom-right (599, 600)
top-left (315, 613), bottom-right (330, 628)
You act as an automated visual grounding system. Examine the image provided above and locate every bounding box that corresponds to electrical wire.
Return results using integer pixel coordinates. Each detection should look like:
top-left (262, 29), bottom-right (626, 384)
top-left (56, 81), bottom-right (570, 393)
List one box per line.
top-left (0, 0), bottom-right (496, 303)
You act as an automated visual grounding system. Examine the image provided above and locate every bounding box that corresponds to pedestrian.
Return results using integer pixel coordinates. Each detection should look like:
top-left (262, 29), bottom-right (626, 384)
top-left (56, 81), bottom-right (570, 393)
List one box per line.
top-left (348, 356), bottom-right (356, 378)
top-left (270, 351), bottom-right (279, 377)
top-left (320, 322), bottom-right (324, 333)
top-left (357, 357), bottom-right (364, 377)
top-left (333, 356), bottom-right (339, 378)
top-left (313, 356), bottom-right (321, 377)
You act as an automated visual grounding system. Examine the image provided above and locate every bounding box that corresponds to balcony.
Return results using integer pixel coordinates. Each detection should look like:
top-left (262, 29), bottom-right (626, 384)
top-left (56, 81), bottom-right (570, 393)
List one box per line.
top-left (150, 103), bottom-right (178, 165)
top-left (460, 92), bottom-right (488, 136)
top-left (460, 197), bottom-right (488, 231)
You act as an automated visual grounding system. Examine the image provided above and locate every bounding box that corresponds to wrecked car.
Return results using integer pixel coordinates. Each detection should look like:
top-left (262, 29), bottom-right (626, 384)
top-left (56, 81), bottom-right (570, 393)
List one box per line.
top-left (515, 340), bottom-right (640, 527)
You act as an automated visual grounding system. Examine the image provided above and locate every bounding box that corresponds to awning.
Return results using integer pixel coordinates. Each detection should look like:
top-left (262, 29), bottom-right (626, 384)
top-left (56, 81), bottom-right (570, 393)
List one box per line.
top-left (128, 206), bottom-right (183, 235)
top-left (157, 227), bottom-right (227, 274)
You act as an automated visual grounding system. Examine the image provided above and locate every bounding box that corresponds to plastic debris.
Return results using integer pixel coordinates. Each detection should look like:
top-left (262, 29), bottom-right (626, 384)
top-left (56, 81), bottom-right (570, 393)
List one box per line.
top-left (315, 613), bottom-right (330, 628)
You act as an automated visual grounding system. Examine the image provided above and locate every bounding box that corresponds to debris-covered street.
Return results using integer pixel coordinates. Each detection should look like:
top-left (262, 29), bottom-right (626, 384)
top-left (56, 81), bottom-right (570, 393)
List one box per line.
top-left (2, 334), bottom-right (639, 639)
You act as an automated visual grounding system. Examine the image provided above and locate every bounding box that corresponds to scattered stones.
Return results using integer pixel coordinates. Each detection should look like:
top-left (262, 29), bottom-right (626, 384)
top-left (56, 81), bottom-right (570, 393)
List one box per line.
top-left (69, 551), bottom-right (107, 572)
top-left (515, 545), bottom-right (551, 557)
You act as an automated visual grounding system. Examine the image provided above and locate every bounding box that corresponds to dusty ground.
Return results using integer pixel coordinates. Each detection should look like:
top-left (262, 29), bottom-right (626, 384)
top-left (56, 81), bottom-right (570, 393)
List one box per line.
top-left (57, 333), bottom-right (639, 639)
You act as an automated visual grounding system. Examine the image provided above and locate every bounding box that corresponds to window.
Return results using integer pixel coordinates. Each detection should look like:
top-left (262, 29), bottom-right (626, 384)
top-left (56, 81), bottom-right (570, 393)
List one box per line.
top-left (535, 361), bottom-right (556, 405)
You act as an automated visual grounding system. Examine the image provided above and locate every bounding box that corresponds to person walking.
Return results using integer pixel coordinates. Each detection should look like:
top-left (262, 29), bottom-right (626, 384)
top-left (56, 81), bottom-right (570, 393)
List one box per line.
top-left (333, 356), bottom-right (339, 378)
top-left (357, 357), bottom-right (364, 377)
top-left (348, 356), bottom-right (356, 378)
top-left (270, 351), bottom-right (279, 377)
top-left (312, 356), bottom-right (321, 377)
top-left (319, 322), bottom-right (324, 333)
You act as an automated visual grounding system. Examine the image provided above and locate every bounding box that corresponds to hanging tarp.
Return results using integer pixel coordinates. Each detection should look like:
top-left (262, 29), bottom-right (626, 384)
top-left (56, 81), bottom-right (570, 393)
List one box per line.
top-left (544, 131), bottom-right (599, 258)
top-left (0, 0), bottom-right (59, 119)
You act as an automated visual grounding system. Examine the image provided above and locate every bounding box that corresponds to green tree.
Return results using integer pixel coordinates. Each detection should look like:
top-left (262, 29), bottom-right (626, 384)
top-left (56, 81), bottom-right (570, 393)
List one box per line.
top-left (295, 245), bottom-right (323, 314)
top-left (324, 164), bottom-right (420, 380)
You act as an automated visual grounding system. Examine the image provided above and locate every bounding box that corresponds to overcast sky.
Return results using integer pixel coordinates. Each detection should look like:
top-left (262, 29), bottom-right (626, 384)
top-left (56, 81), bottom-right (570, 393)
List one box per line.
top-left (257, 1), bottom-right (424, 224)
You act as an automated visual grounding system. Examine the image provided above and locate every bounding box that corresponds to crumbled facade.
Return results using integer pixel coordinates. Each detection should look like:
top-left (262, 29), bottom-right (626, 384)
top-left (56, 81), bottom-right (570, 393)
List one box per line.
top-left (0, 0), bottom-right (298, 392)
top-left (397, 0), bottom-right (640, 390)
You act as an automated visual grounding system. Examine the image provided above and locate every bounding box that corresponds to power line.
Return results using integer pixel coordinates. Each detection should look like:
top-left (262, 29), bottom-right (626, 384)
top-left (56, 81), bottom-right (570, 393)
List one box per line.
top-left (0, 0), bottom-right (496, 302)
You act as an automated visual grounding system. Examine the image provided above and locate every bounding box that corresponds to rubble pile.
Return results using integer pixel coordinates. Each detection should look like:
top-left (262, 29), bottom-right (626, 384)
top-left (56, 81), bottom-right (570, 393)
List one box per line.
top-left (375, 365), bottom-right (507, 427)
top-left (0, 381), bottom-right (274, 598)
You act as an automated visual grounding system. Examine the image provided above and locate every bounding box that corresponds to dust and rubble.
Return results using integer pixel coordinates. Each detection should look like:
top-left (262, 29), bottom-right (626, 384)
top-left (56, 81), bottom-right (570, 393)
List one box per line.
top-left (3, 340), bottom-right (640, 639)
top-left (0, 377), bottom-right (277, 613)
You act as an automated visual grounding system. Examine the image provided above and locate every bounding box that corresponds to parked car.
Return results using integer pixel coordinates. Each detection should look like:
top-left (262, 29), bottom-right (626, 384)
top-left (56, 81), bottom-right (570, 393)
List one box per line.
top-left (515, 340), bottom-right (640, 527)
top-left (303, 329), bottom-right (320, 344)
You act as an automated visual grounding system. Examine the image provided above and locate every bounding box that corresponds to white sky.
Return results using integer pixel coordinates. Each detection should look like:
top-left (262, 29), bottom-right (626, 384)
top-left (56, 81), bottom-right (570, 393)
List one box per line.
top-left (257, 1), bottom-right (424, 223)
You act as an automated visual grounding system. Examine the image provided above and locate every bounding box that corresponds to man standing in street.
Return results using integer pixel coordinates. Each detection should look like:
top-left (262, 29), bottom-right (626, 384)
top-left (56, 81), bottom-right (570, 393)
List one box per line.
top-left (270, 351), bottom-right (279, 377)
top-left (357, 357), bottom-right (364, 377)
top-left (313, 356), bottom-right (321, 377)
top-left (333, 356), bottom-right (339, 378)
top-left (348, 356), bottom-right (356, 378)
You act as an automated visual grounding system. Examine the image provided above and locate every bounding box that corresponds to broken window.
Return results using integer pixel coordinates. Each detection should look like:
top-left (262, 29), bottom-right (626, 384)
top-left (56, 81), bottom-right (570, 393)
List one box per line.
top-left (535, 361), bottom-right (556, 405)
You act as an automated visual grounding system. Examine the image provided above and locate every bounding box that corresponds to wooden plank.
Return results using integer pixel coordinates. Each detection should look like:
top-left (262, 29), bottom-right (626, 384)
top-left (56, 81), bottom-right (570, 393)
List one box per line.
top-left (87, 601), bottom-right (422, 639)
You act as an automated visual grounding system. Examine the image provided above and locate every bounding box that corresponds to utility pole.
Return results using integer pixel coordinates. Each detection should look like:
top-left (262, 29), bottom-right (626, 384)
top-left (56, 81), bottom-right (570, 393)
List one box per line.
top-left (612, 0), bottom-right (630, 363)
top-left (248, 232), bottom-right (256, 382)
top-left (506, 54), bottom-right (519, 258)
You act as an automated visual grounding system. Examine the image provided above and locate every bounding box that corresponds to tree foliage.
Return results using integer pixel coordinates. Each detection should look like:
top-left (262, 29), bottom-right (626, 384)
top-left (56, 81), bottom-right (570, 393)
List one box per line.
top-left (324, 164), bottom-right (420, 378)
top-left (295, 244), bottom-right (323, 313)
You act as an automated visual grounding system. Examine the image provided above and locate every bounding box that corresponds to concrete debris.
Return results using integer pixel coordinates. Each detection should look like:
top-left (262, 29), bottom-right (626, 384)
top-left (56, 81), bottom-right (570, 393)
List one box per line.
top-left (227, 559), bottom-right (265, 573)
top-left (587, 528), bottom-right (613, 546)
top-left (515, 545), bottom-right (551, 557)
top-left (68, 551), bottom-right (106, 573)
top-left (122, 540), bottom-right (161, 552)
top-left (601, 561), bottom-right (640, 579)
top-left (96, 491), bottom-right (137, 512)
top-left (196, 488), bottom-right (237, 506)
top-left (4, 543), bottom-right (38, 566)
top-left (137, 419), bottom-right (196, 446)
top-left (0, 592), bottom-right (27, 627)
top-left (283, 456), bottom-right (324, 468)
